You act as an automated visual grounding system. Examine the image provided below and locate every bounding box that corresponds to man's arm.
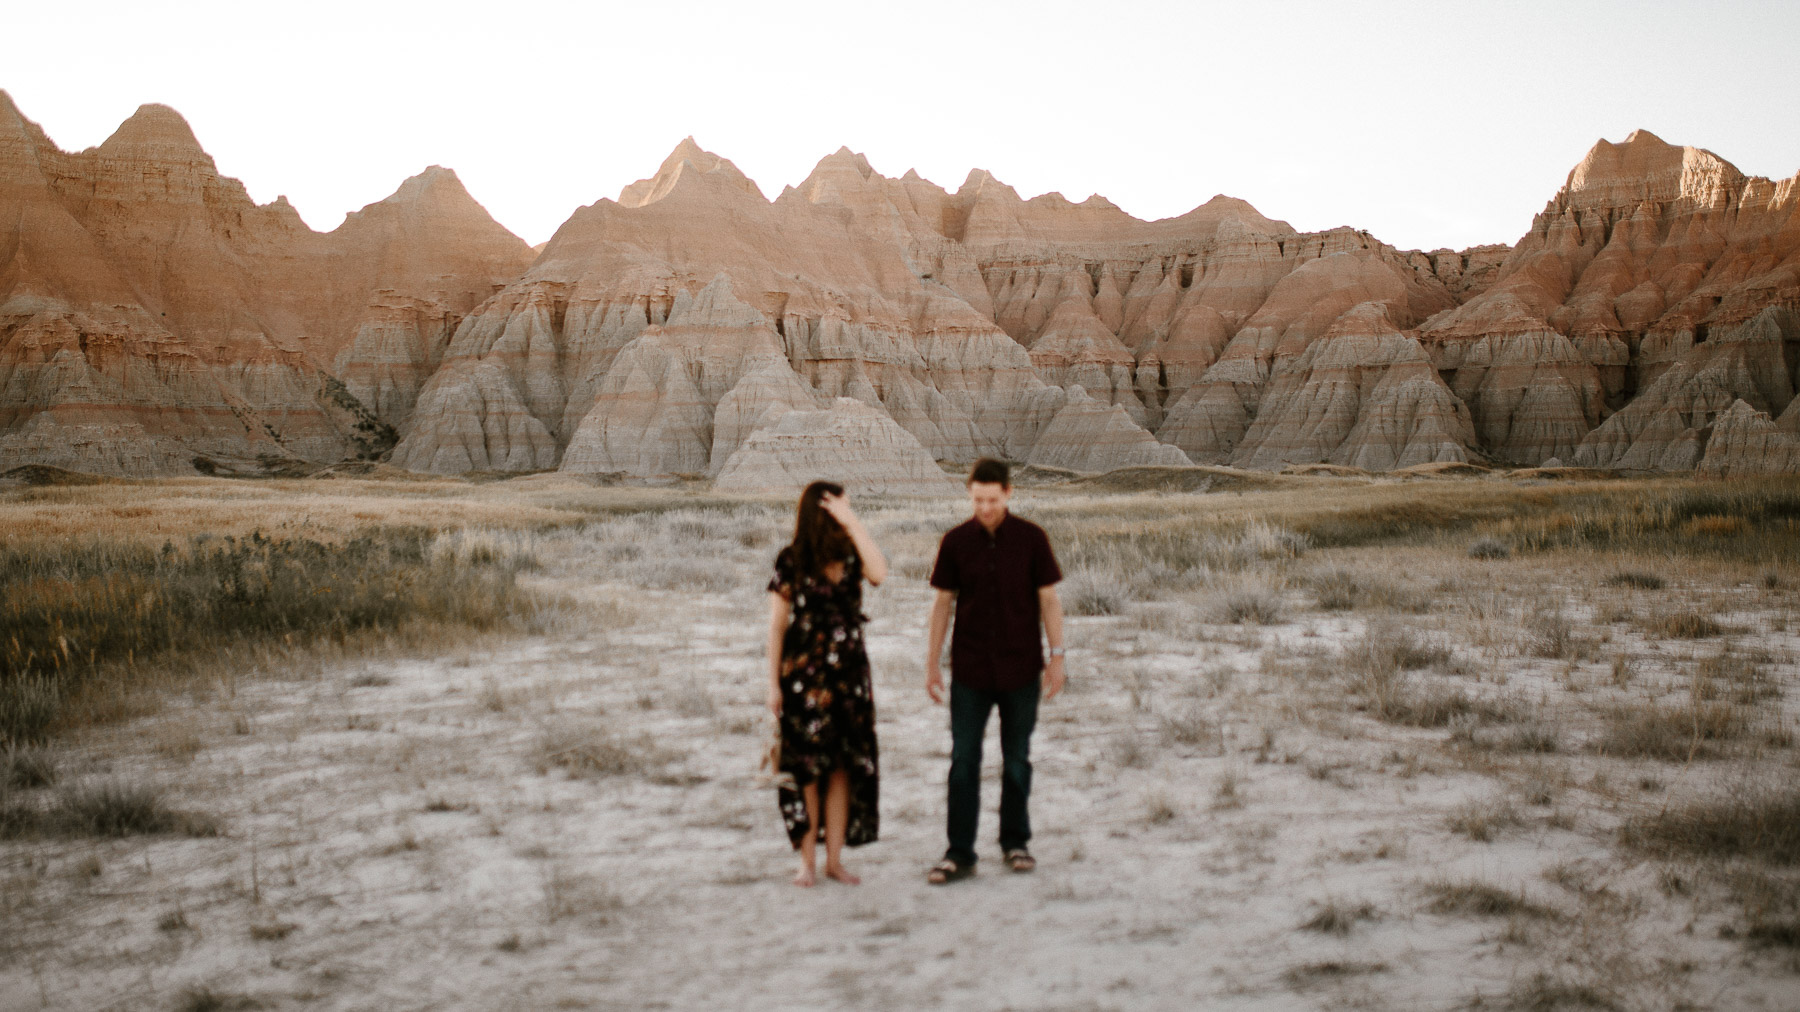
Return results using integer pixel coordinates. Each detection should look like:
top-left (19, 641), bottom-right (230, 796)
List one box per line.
top-left (925, 589), bottom-right (954, 704)
top-left (1038, 584), bottom-right (1065, 700)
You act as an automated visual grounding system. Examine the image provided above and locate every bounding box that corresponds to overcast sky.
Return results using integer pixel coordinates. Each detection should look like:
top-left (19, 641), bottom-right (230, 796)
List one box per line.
top-left (9, 0), bottom-right (1797, 251)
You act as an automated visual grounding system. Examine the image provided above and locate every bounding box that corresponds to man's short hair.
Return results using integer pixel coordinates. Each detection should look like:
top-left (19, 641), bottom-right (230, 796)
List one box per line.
top-left (967, 457), bottom-right (1010, 488)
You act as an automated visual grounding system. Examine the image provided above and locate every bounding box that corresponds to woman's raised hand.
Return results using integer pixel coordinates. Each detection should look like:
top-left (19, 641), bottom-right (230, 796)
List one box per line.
top-left (819, 491), bottom-right (856, 526)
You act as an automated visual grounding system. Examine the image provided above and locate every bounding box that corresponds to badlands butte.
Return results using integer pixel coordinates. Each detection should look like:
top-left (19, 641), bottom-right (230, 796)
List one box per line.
top-left (3, 91), bottom-right (1799, 490)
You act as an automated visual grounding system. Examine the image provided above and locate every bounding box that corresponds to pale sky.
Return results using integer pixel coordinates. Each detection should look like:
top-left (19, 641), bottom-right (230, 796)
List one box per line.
top-left (9, 0), bottom-right (1798, 251)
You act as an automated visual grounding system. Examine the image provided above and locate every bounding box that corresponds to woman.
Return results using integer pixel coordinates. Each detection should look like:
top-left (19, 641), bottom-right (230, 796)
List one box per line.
top-left (766, 481), bottom-right (888, 887)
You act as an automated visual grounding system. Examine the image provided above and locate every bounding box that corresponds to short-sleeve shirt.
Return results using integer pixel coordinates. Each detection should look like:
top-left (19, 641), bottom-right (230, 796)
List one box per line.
top-left (928, 512), bottom-right (1062, 692)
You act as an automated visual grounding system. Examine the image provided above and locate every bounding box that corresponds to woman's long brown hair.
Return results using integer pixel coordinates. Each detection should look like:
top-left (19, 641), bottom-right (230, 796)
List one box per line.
top-left (788, 480), bottom-right (855, 579)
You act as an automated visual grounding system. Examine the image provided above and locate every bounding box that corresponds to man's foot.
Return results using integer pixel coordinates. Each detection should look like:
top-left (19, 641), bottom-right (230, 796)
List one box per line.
top-left (793, 863), bottom-right (816, 887)
top-left (1004, 848), bottom-right (1036, 873)
top-left (926, 858), bottom-right (975, 885)
top-left (824, 863), bottom-right (861, 886)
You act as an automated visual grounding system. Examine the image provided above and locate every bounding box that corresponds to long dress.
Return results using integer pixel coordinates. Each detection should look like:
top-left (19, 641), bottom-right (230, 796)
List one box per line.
top-left (767, 546), bottom-right (879, 848)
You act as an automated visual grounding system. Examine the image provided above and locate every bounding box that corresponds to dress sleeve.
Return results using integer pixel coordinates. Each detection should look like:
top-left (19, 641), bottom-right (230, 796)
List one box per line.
top-left (1031, 528), bottom-right (1063, 588)
top-left (768, 548), bottom-right (795, 600)
top-left (928, 533), bottom-right (958, 591)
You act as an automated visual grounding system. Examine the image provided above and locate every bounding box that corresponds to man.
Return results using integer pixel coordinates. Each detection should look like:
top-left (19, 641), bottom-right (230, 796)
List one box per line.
top-left (925, 457), bottom-right (1065, 884)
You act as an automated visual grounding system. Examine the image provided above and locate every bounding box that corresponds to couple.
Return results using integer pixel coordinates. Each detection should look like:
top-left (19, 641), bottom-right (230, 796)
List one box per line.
top-left (763, 458), bottom-right (1066, 887)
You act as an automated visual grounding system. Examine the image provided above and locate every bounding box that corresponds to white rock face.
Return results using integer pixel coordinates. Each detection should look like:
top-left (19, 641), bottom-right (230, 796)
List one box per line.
top-left (1026, 386), bottom-right (1191, 471)
top-left (713, 398), bottom-right (962, 495)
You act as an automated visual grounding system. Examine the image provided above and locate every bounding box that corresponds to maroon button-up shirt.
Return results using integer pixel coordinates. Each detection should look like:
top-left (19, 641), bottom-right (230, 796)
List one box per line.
top-left (928, 512), bottom-right (1063, 692)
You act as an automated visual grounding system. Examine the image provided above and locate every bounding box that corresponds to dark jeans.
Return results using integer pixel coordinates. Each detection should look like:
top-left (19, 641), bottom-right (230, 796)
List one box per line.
top-left (945, 679), bottom-right (1039, 866)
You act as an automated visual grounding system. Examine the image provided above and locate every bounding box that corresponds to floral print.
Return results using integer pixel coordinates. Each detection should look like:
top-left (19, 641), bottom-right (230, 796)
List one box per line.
top-left (768, 547), bottom-right (879, 849)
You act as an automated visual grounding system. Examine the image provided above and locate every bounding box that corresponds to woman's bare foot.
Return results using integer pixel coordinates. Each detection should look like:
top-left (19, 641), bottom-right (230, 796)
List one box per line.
top-left (793, 863), bottom-right (817, 887)
top-left (823, 863), bottom-right (860, 886)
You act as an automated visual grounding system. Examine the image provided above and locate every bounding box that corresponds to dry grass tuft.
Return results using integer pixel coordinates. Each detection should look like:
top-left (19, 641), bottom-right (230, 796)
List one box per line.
top-left (1595, 700), bottom-right (1750, 761)
top-left (1492, 973), bottom-right (1622, 1011)
top-left (1422, 879), bottom-right (1559, 920)
top-left (2, 742), bottom-right (56, 788)
top-left (1303, 568), bottom-right (1428, 613)
top-left (1298, 898), bottom-right (1380, 935)
top-left (1621, 782), bottom-right (1800, 865)
top-left (1215, 586), bottom-right (1284, 626)
top-left (1061, 566), bottom-right (1129, 617)
top-left (1650, 611), bottom-right (1726, 639)
top-left (1281, 960), bottom-right (1389, 990)
top-left (536, 721), bottom-right (672, 779)
top-left (1347, 620), bottom-right (1451, 675)
top-left (1467, 536), bottom-right (1512, 560)
top-left (1602, 570), bottom-right (1665, 590)
top-left (175, 987), bottom-right (265, 1012)
top-left (2, 777), bottom-right (219, 839)
top-left (1158, 705), bottom-right (1218, 750)
top-left (1527, 606), bottom-right (1593, 660)
top-left (1447, 799), bottom-right (1523, 842)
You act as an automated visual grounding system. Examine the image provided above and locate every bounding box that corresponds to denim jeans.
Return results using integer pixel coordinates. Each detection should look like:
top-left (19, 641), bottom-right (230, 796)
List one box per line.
top-left (945, 679), bottom-right (1039, 866)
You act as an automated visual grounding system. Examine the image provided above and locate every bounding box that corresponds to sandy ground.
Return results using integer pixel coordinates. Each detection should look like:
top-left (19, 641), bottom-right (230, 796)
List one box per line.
top-left (3, 502), bottom-right (1799, 1011)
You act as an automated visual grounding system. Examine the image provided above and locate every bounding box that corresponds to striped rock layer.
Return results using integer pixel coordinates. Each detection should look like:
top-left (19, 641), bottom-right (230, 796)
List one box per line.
top-left (4, 95), bottom-right (1797, 480)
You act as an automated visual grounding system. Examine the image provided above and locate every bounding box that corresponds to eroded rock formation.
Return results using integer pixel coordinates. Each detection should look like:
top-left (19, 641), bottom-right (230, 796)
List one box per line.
top-left (4, 93), bottom-right (1796, 480)
top-left (0, 92), bottom-right (532, 475)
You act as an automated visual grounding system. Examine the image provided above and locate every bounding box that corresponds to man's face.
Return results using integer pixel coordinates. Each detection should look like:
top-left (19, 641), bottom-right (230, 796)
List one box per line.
top-left (968, 481), bottom-right (1010, 529)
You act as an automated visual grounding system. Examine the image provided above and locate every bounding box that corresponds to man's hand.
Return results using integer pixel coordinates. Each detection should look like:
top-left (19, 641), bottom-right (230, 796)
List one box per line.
top-left (926, 659), bottom-right (946, 704)
top-left (1043, 654), bottom-right (1066, 700)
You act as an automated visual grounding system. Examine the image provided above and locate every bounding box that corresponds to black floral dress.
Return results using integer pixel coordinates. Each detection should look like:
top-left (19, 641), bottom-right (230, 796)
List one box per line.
top-left (767, 546), bottom-right (879, 849)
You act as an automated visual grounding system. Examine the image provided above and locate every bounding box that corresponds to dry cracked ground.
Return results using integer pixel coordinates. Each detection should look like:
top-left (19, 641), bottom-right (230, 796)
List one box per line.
top-left (3, 483), bottom-right (1799, 1010)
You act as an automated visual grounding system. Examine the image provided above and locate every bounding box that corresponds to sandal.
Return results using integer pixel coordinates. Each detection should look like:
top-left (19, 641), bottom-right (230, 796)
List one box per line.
top-left (1004, 848), bottom-right (1036, 873)
top-left (926, 858), bottom-right (974, 885)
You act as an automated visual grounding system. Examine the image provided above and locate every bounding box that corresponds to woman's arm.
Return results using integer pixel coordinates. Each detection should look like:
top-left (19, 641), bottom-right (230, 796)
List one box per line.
top-left (766, 591), bottom-right (791, 716)
top-left (820, 493), bottom-right (888, 586)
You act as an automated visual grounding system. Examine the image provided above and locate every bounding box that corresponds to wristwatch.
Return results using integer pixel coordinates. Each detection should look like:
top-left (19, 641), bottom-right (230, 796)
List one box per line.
top-left (1048, 647), bottom-right (1065, 657)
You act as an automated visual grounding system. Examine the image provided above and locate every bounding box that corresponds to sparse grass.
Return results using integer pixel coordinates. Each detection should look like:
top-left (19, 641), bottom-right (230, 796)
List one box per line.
top-left (1158, 705), bottom-right (1217, 749)
top-left (1621, 782), bottom-right (1800, 865)
top-left (1595, 699), bottom-right (1750, 760)
top-left (1468, 536), bottom-right (1512, 560)
top-left (1143, 792), bottom-right (1178, 825)
top-left (1649, 611), bottom-right (1725, 639)
top-left (1447, 799), bottom-right (1523, 842)
top-left (541, 862), bottom-right (623, 924)
top-left (1062, 566), bottom-right (1129, 616)
top-left (42, 779), bottom-right (220, 839)
top-left (536, 721), bottom-right (672, 779)
top-left (1298, 898), bottom-right (1379, 935)
top-left (1451, 712), bottom-right (1560, 753)
top-left (1110, 729), bottom-right (1150, 769)
top-left (1745, 919), bottom-right (1800, 948)
top-left (3, 742), bottom-right (57, 788)
top-left (1213, 583), bottom-right (1284, 625)
top-left (175, 987), bottom-right (264, 1012)
top-left (1341, 621), bottom-right (1504, 727)
top-left (1306, 568), bottom-right (1361, 610)
top-left (1347, 620), bottom-right (1450, 676)
top-left (1422, 879), bottom-right (1559, 920)
top-left (1281, 960), bottom-right (1388, 990)
top-left (1602, 570), bottom-right (1664, 590)
top-left (2, 528), bottom-right (549, 740)
top-left (2, 777), bottom-right (219, 839)
top-left (1527, 605), bottom-right (1592, 660)
top-left (1493, 973), bottom-right (1621, 1011)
